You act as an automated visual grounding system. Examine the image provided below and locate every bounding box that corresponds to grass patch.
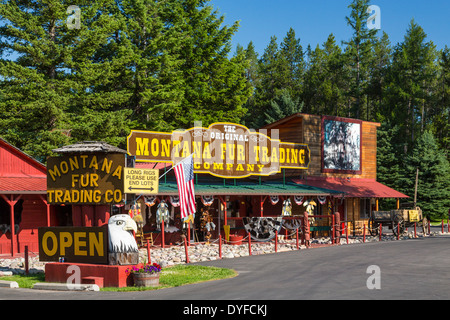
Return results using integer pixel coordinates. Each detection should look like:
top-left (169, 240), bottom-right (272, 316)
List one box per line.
top-left (102, 265), bottom-right (237, 292)
top-left (1, 265), bottom-right (236, 292)
top-left (0, 273), bottom-right (45, 288)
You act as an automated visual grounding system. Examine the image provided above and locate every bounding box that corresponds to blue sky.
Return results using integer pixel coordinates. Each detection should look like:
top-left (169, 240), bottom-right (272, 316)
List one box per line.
top-left (210, 0), bottom-right (450, 56)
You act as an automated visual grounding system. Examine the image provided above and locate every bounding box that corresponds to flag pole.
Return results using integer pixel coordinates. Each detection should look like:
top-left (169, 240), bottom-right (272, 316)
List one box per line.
top-left (158, 164), bottom-right (175, 180)
top-left (158, 154), bottom-right (194, 180)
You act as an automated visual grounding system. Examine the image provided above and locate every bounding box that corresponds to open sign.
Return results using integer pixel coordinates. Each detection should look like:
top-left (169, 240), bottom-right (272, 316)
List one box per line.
top-left (38, 227), bottom-right (108, 264)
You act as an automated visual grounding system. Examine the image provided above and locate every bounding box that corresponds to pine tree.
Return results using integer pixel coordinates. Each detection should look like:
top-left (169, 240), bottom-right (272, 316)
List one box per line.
top-left (65, 0), bottom-right (135, 147)
top-left (263, 89), bottom-right (303, 125)
top-left (0, 0), bottom-right (132, 158)
top-left (343, 0), bottom-right (377, 119)
top-left (278, 27), bottom-right (304, 102)
top-left (244, 36), bottom-right (279, 128)
top-left (239, 41), bottom-right (259, 129)
top-left (367, 31), bottom-right (392, 122)
top-left (166, 0), bottom-right (251, 129)
top-left (399, 131), bottom-right (450, 220)
top-left (90, 0), bottom-right (186, 134)
top-left (384, 20), bottom-right (437, 151)
top-left (434, 46), bottom-right (450, 155)
top-left (0, 0), bottom-right (252, 157)
top-left (376, 121), bottom-right (403, 209)
top-left (0, 0), bottom-right (76, 159)
top-left (303, 34), bottom-right (347, 117)
top-left (247, 28), bottom-right (304, 128)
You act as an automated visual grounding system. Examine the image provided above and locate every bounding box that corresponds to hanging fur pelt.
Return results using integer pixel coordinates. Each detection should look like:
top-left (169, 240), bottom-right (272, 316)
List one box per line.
top-left (243, 217), bottom-right (283, 242)
top-left (282, 218), bottom-right (302, 231)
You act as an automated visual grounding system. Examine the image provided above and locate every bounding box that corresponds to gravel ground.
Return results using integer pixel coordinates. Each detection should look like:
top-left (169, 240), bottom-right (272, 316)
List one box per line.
top-left (0, 230), bottom-right (439, 275)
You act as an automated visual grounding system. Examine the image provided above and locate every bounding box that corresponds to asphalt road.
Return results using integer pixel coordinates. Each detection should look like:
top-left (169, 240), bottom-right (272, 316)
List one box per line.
top-left (2, 234), bottom-right (450, 301)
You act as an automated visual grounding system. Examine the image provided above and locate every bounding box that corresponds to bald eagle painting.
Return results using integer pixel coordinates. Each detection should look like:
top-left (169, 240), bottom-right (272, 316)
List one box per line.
top-left (108, 214), bottom-right (139, 254)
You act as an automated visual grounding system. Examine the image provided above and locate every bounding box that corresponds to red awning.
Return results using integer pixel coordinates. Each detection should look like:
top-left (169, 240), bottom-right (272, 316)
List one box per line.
top-left (293, 177), bottom-right (409, 199)
top-left (0, 176), bottom-right (47, 194)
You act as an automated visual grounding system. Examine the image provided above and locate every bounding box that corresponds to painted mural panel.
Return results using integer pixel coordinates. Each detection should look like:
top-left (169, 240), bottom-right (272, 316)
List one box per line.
top-left (322, 116), bottom-right (362, 174)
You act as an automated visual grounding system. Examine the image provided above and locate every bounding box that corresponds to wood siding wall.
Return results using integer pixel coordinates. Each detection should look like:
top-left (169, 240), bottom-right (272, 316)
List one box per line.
top-left (266, 114), bottom-right (380, 180)
top-left (0, 142), bottom-right (46, 177)
top-left (0, 195), bottom-right (49, 254)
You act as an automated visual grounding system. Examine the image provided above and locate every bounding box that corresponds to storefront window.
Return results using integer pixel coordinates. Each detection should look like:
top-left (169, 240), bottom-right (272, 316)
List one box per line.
top-left (360, 198), bottom-right (371, 219)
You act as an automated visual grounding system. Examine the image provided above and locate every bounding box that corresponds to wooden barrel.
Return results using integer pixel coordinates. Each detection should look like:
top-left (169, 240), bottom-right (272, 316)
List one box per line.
top-left (133, 273), bottom-right (160, 287)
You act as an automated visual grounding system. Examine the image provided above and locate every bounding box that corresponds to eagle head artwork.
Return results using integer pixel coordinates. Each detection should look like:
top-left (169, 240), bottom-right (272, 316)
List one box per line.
top-left (108, 214), bottom-right (139, 254)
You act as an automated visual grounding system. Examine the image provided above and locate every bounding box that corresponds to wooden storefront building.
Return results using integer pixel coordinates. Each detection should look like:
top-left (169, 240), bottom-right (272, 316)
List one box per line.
top-left (262, 113), bottom-right (409, 227)
top-left (0, 112), bottom-right (409, 254)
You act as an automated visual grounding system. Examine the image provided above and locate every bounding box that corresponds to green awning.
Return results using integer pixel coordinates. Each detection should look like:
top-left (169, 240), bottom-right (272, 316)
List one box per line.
top-left (157, 179), bottom-right (344, 197)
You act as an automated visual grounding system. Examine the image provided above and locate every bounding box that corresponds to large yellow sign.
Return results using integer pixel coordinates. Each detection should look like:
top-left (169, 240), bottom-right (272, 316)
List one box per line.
top-left (46, 153), bottom-right (125, 204)
top-left (127, 122), bottom-right (310, 179)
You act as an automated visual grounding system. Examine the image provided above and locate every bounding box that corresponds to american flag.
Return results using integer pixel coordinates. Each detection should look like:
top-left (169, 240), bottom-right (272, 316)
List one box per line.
top-left (174, 154), bottom-right (196, 221)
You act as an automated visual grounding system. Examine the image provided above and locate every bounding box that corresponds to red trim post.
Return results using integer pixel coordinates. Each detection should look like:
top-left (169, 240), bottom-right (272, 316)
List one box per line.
top-left (39, 195), bottom-right (51, 227)
top-left (331, 214), bottom-right (335, 244)
top-left (379, 224), bottom-right (382, 241)
top-left (260, 196), bottom-right (267, 217)
top-left (304, 213), bottom-right (310, 248)
top-left (147, 239), bottom-right (151, 264)
top-left (218, 236), bottom-right (222, 259)
top-left (275, 230), bottom-right (278, 252)
top-left (248, 232), bottom-right (252, 256)
top-left (345, 223), bottom-right (349, 244)
top-left (9, 196), bottom-right (16, 255)
top-left (334, 212), bottom-right (340, 245)
top-left (414, 222), bottom-right (417, 238)
top-left (218, 196), bottom-right (227, 226)
top-left (187, 221), bottom-right (190, 247)
top-left (363, 224), bottom-right (366, 243)
top-left (161, 219), bottom-right (165, 249)
top-left (397, 223), bottom-right (400, 240)
top-left (1, 194), bottom-right (21, 256)
top-left (184, 237), bottom-right (189, 263)
top-left (24, 246), bottom-right (29, 275)
top-left (296, 228), bottom-right (299, 249)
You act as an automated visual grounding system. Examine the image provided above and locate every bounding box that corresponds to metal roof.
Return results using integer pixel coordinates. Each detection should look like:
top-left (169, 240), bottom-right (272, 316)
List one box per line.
top-left (156, 179), bottom-right (344, 196)
top-left (293, 177), bottom-right (409, 199)
top-left (52, 141), bottom-right (127, 154)
top-left (0, 177), bottom-right (47, 194)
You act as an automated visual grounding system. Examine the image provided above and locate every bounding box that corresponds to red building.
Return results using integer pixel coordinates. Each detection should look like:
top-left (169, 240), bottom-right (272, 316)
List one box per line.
top-left (0, 138), bottom-right (52, 256)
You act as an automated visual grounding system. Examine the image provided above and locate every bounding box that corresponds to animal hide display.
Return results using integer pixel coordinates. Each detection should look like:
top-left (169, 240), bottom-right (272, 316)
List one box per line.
top-left (282, 218), bottom-right (302, 231)
top-left (243, 217), bottom-right (283, 242)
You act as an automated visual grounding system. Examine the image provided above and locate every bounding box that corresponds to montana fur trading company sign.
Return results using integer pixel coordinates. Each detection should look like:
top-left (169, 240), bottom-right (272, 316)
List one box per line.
top-left (127, 123), bottom-right (310, 178)
top-left (47, 153), bottom-right (125, 204)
